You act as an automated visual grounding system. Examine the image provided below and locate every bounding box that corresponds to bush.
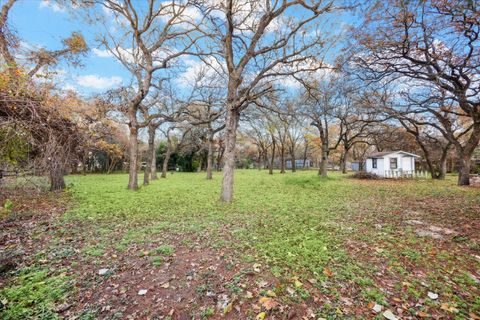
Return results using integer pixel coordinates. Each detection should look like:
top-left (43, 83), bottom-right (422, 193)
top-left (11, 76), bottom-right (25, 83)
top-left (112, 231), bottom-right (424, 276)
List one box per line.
top-left (351, 171), bottom-right (381, 180)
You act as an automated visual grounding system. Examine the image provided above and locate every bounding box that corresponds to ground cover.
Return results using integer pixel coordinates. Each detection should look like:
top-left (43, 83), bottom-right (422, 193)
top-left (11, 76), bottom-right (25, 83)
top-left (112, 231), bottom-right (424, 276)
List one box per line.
top-left (1, 170), bottom-right (479, 319)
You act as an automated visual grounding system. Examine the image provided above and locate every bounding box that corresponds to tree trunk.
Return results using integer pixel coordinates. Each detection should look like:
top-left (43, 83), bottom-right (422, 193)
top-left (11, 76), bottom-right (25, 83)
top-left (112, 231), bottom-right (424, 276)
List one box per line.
top-left (319, 144), bottom-right (328, 177)
top-left (50, 165), bottom-right (65, 191)
top-left (424, 153), bottom-right (438, 179)
top-left (151, 148), bottom-right (158, 180)
top-left (220, 108), bottom-right (239, 203)
top-left (458, 154), bottom-right (471, 186)
top-left (280, 147), bottom-right (285, 173)
top-left (128, 126), bottom-right (139, 190)
top-left (150, 126), bottom-right (158, 180)
top-left (161, 136), bottom-right (172, 179)
top-left (257, 151), bottom-right (262, 170)
top-left (438, 144), bottom-right (450, 180)
top-left (108, 158), bottom-right (117, 174)
top-left (269, 139), bottom-right (276, 175)
top-left (341, 150), bottom-right (348, 174)
top-left (302, 141), bottom-right (308, 169)
top-left (143, 125), bottom-right (156, 185)
top-left (143, 164), bottom-right (149, 186)
top-left (291, 149), bottom-right (296, 173)
top-left (206, 131), bottom-right (215, 179)
top-left (197, 157), bottom-right (203, 172)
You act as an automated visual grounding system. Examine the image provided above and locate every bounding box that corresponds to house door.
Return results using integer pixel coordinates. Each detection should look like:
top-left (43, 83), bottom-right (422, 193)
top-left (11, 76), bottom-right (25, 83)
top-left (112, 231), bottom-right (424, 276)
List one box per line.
top-left (402, 157), bottom-right (411, 172)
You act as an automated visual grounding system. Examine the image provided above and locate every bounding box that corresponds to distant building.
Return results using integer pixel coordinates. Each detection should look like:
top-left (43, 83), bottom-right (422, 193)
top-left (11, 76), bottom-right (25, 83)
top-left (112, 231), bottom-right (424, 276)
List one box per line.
top-left (285, 159), bottom-right (312, 169)
top-left (351, 161), bottom-right (362, 171)
top-left (365, 151), bottom-right (420, 178)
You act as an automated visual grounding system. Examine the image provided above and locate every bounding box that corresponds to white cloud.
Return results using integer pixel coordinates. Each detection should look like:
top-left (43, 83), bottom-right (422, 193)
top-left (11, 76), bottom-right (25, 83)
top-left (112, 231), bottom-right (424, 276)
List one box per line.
top-left (92, 48), bottom-right (114, 58)
top-left (39, 0), bottom-right (65, 12)
top-left (61, 84), bottom-right (78, 93)
top-left (76, 75), bottom-right (123, 90)
top-left (177, 56), bottom-right (226, 87)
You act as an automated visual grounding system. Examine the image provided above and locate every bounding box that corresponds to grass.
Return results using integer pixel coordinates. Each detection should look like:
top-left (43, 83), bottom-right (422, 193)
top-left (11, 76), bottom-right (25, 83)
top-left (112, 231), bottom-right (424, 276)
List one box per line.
top-left (1, 170), bottom-right (479, 318)
top-left (64, 171), bottom-right (360, 279)
top-left (0, 267), bottom-right (73, 320)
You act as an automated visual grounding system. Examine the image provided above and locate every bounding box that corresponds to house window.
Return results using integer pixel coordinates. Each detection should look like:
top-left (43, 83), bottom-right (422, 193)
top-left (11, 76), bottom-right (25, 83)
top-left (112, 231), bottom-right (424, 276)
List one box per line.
top-left (372, 158), bottom-right (377, 169)
top-left (390, 158), bottom-right (398, 169)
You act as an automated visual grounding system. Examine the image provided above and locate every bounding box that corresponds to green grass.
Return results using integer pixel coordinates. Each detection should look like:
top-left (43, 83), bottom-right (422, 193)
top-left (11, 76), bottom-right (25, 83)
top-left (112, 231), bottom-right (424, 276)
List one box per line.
top-left (0, 267), bottom-right (73, 320)
top-left (2, 170), bottom-right (479, 318)
top-left (64, 171), bottom-right (363, 276)
top-left (63, 171), bottom-right (479, 278)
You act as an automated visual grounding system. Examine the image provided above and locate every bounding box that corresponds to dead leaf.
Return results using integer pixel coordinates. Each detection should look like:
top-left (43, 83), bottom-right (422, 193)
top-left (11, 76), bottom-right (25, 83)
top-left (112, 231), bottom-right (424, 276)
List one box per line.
top-left (469, 313), bottom-right (480, 320)
top-left (440, 303), bottom-right (458, 313)
top-left (224, 302), bottom-right (233, 314)
top-left (323, 268), bottom-right (333, 277)
top-left (256, 312), bottom-right (267, 320)
top-left (417, 311), bottom-right (430, 318)
top-left (266, 290), bottom-right (276, 297)
top-left (259, 296), bottom-right (278, 310)
top-left (161, 282), bottom-right (170, 289)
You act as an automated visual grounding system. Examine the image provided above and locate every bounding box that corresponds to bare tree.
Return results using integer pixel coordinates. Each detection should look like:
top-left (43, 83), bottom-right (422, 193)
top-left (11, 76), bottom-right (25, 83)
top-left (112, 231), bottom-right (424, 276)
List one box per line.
top-left (195, 0), bottom-right (338, 202)
top-left (84, 0), bottom-right (204, 190)
top-left (303, 76), bottom-right (343, 177)
top-left (182, 69), bottom-right (226, 179)
top-left (1, 0), bottom-right (88, 80)
top-left (286, 109), bottom-right (307, 173)
top-left (244, 113), bottom-right (273, 170)
top-left (335, 85), bottom-right (377, 174)
top-left (160, 126), bottom-right (176, 178)
top-left (353, 0), bottom-right (480, 185)
top-left (398, 118), bottom-right (451, 179)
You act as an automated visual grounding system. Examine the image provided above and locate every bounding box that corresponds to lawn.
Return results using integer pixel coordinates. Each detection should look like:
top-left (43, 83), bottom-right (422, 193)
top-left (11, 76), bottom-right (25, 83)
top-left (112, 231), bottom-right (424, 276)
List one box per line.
top-left (1, 170), bottom-right (479, 319)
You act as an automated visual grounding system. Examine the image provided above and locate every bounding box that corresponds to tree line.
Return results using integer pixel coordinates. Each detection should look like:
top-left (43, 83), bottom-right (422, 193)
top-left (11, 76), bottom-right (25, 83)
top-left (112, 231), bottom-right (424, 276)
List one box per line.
top-left (1, 0), bottom-right (479, 202)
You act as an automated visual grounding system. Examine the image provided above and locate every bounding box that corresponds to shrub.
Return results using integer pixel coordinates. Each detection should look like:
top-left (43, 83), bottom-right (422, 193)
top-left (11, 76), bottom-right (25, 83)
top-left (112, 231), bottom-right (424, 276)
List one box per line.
top-left (351, 171), bottom-right (381, 180)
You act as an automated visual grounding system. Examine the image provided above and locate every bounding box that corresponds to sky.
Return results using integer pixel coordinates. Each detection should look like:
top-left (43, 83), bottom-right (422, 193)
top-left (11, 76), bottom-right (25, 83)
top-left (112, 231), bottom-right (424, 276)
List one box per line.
top-left (7, 0), bottom-right (358, 97)
top-left (9, 0), bottom-right (129, 94)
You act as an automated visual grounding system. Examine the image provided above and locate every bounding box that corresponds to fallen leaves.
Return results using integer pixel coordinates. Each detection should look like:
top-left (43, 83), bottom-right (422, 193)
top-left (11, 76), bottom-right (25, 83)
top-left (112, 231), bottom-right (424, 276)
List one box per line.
top-left (259, 297), bottom-right (278, 311)
top-left (440, 303), bottom-right (459, 313)
top-left (223, 302), bottom-right (233, 315)
top-left (265, 290), bottom-right (276, 297)
top-left (416, 311), bottom-right (430, 318)
top-left (323, 267), bottom-right (334, 277)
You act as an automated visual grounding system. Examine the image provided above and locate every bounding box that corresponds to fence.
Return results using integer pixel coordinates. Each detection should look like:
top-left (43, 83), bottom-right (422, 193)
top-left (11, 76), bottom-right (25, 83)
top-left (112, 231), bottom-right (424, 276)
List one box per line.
top-left (384, 170), bottom-right (428, 179)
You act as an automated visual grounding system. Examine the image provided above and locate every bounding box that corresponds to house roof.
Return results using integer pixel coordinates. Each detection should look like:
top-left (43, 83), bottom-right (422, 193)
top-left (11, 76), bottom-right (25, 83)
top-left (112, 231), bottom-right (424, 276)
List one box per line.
top-left (367, 150), bottom-right (420, 158)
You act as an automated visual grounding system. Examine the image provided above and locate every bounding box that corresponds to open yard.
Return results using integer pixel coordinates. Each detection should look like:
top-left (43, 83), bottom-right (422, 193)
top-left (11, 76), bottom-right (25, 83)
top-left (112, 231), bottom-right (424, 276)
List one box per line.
top-left (1, 171), bottom-right (480, 319)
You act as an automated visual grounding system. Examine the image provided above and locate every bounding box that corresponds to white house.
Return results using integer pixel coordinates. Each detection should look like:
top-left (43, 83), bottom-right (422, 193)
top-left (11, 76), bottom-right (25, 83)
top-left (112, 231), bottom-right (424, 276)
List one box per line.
top-left (365, 151), bottom-right (420, 178)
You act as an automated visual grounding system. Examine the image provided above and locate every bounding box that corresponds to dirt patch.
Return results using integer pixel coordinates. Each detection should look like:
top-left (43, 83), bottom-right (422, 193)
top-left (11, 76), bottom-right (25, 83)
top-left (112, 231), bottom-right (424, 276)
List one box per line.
top-left (64, 238), bottom-right (323, 319)
top-left (0, 189), bottom-right (69, 281)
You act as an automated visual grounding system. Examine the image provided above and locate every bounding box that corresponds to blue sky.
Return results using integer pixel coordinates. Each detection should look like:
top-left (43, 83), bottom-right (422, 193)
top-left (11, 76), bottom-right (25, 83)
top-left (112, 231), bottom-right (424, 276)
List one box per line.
top-left (8, 0), bottom-right (357, 97)
top-left (9, 0), bottom-right (130, 95)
